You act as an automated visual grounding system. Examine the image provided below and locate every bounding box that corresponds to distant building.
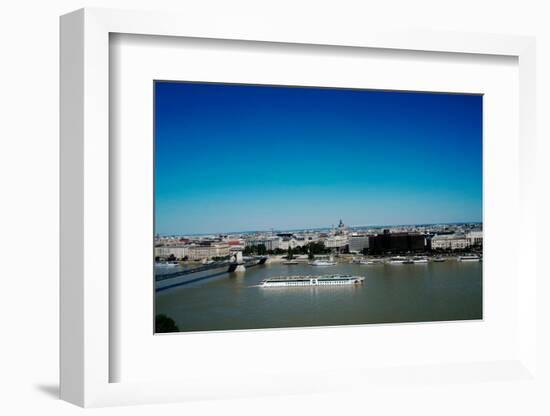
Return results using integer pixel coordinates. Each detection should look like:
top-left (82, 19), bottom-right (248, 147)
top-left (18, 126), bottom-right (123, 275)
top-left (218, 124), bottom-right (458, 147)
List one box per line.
top-left (154, 246), bottom-right (188, 259)
top-left (348, 235), bottom-right (370, 253)
top-left (276, 233), bottom-right (294, 239)
top-left (279, 238), bottom-right (300, 250)
top-left (227, 239), bottom-right (245, 252)
top-left (302, 233), bottom-right (320, 243)
top-left (335, 219), bottom-right (348, 235)
top-left (467, 231), bottom-right (483, 246)
top-left (430, 234), bottom-right (470, 250)
top-left (245, 237), bottom-right (281, 251)
top-left (324, 235), bottom-right (348, 249)
top-left (293, 236), bottom-right (308, 247)
top-left (187, 243), bottom-right (230, 260)
top-left (368, 232), bottom-right (426, 254)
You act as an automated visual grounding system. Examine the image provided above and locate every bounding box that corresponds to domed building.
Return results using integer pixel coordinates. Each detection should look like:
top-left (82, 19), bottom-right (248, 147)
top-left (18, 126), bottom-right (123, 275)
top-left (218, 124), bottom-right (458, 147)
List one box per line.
top-left (335, 219), bottom-right (348, 236)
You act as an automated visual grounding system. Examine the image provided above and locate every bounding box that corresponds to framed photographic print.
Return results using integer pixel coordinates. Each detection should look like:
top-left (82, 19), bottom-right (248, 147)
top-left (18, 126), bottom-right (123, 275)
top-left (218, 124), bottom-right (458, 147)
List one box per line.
top-left (153, 81), bottom-right (483, 333)
top-left (60, 8), bottom-right (538, 408)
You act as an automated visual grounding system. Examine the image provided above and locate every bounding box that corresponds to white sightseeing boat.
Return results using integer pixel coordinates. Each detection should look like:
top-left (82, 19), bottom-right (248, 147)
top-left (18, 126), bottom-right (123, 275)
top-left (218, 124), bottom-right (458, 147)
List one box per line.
top-left (361, 259), bottom-right (381, 265)
top-left (155, 261), bottom-right (178, 268)
top-left (310, 260), bottom-right (337, 266)
top-left (387, 256), bottom-right (409, 264)
top-left (412, 256), bottom-right (429, 263)
top-left (457, 255), bottom-right (481, 262)
top-left (260, 274), bottom-right (365, 287)
top-left (352, 258), bottom-right (379, 265)
top-left (310, 256), bottom-right (337, 266)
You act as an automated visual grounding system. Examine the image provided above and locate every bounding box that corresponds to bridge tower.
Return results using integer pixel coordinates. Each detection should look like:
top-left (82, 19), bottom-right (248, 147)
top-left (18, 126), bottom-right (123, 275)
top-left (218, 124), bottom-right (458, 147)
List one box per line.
top-left (230, 250), bottom-right (246, 272)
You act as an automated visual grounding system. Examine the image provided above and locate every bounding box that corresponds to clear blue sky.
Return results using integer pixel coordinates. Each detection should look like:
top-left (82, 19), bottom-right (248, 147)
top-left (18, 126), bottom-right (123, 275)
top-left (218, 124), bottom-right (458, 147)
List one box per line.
top-left (155, 81), bottom-right (482, 235)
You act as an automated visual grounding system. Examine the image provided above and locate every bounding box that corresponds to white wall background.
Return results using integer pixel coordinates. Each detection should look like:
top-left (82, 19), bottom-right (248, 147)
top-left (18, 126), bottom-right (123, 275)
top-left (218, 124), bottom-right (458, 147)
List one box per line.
top-left (0, 1), bottom-right (548, 415)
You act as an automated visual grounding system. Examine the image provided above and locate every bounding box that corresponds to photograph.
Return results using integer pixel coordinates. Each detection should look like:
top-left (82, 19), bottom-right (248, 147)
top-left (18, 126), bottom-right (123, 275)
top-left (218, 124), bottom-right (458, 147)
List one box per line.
top-left (153, 81), bottom-right (483, 333)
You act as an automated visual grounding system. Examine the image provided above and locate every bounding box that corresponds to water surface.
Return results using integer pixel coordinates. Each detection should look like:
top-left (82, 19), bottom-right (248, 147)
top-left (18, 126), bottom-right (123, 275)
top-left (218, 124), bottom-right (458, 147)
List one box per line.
top-left (155, 261), bottom-right (482, 332)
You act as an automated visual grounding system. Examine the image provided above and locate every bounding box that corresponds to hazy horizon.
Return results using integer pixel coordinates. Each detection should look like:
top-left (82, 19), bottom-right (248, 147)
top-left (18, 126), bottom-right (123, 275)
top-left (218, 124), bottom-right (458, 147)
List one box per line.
top-left (156, 219), bottom-right (483, 237)
top-left (155, 82), bottom-right (483, 235)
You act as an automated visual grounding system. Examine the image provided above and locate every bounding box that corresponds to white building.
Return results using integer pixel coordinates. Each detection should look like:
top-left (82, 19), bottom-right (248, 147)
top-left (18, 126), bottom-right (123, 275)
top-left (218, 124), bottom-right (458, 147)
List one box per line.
top-left (467, 231), bottom-right (483, 246)
top-left (324, 235), bottom-right (348, 249)
top-left (292, 237), bottom-right (308, 247)
top-left (187, 244), bottom-right (230, 260)
top-left (154, 246), bottom-right (188, 259)
top-left (278, 238), bottom-right (295, 251)
top-left (431, 234), bottom-right (470, 250)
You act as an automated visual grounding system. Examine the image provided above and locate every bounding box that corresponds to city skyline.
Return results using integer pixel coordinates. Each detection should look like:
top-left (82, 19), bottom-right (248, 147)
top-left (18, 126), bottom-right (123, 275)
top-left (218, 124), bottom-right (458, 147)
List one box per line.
top-left (155, 82), bottom-right (482, 235)
top-left (156, 220), bottom-right (482, 237)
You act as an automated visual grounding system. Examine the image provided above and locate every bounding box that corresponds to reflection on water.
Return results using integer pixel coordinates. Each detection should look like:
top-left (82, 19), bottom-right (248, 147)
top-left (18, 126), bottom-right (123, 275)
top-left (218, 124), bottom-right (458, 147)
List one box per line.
top-left (155, 261), bottom-right (482, 332)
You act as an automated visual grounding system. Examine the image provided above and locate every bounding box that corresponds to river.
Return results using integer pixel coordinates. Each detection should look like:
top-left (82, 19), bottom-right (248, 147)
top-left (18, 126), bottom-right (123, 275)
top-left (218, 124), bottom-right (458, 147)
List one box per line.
top-left (155, 260), bottom-right (482, 332)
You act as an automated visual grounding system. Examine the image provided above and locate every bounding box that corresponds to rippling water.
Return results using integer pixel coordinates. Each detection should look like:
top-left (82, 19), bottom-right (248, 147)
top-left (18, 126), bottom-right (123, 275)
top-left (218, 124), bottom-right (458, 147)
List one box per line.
top-left (155, 261), bottom-right (482, 332)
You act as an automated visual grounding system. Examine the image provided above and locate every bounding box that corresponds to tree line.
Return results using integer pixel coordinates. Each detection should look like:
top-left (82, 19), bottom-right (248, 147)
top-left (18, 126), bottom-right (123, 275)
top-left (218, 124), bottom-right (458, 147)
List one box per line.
top-left (243, 241), bottom-right (331, 259)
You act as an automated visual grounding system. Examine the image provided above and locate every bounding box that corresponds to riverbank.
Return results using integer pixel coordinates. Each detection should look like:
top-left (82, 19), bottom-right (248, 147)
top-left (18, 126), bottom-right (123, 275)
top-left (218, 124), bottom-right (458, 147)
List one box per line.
top-left (261, 253), bottom-right (482, 264)
top-left (156, 252), bottom-right (483, 271)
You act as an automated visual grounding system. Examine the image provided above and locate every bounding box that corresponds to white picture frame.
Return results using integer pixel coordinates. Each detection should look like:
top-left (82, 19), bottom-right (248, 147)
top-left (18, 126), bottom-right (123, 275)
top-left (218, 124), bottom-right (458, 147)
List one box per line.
top-left (60, 7), bottom-right (538, 407)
